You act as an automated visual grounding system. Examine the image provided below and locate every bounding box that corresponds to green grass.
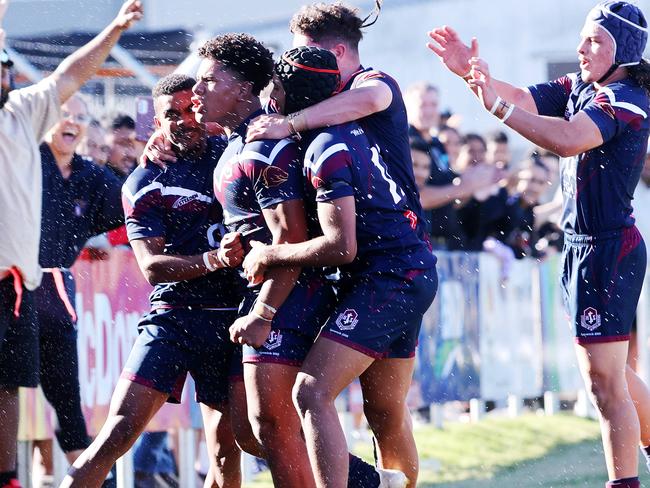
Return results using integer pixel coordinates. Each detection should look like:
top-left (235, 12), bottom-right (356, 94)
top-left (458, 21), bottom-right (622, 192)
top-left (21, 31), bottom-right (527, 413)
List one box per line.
top-left (244, 413), bottom-right (647, 487)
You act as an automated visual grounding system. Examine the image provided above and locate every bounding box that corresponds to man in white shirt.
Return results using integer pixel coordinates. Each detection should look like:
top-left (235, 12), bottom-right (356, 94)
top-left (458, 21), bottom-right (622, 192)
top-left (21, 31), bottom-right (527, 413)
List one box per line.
top-left (0, 2), bottom-right (143, 486)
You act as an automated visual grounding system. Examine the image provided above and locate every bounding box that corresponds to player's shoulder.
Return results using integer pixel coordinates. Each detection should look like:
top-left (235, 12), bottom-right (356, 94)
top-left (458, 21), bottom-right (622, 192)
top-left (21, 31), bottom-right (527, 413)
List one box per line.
top-left (598, 78), bottom-right (650, 104)
top-left (304, 124), bottom-right (355, 161)
top-left (241, 137), bottom-right (298, 165)
top-left (123, 164), bottom-right (164, 197)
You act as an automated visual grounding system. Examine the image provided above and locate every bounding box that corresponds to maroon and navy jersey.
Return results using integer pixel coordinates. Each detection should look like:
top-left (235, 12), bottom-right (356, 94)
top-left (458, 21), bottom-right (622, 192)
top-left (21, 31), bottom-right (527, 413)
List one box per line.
top-left (341, 67), bottom-right (429, 245)
top-left (122, 137), bottom-right (241, 309)
top-left (302, 122), bottom-right (437, 276)
top-left (213, 110), bottom-right (304, 247)
top-left (529, 73), bottom-right (650, 235)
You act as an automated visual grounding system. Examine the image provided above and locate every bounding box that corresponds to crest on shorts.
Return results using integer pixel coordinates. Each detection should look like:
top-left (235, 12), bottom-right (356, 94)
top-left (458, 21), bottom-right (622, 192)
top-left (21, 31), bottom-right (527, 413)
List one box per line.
top-left (263, 330), bottom-right (283, 350)
top-left (336, 309), bottom-right (359, 331)
top-left (581, 307), bottom-right (601, 331)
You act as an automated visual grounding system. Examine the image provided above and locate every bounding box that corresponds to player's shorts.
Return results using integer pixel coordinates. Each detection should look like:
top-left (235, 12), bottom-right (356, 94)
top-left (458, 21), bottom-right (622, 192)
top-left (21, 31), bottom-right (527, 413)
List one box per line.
top-left (561, 226), bottom-right (647, 344)
top-left (320, 266), bottom-right (438, 359)
top-left (122, 307), bottom-right (238, 406)
top-left (0, 275), bottom-right (39, 387)
top-left (240, 272), bottom-right (336, 366)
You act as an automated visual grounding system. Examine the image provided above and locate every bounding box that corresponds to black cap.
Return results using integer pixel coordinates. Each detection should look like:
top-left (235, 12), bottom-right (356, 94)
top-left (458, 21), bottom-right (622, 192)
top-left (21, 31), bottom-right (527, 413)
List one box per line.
top-left (0, 49), bottom-right (13, 67)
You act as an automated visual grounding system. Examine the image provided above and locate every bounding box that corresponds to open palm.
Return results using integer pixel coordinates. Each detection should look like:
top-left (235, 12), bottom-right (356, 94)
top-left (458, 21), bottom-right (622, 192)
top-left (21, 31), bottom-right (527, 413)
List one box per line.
top-left (427, 26), bottom-right (478, 77)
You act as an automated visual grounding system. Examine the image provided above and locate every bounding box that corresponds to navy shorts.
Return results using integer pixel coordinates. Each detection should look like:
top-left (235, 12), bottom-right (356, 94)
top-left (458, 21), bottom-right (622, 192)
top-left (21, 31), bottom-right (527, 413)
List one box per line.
top-left (240, 272), bottom-right (336, 366)
top-left (561, 227), bottom-right (647, 344)
top-left (321, 267), bottom-right (438, 359)
top-left (0, 276), bottom-right (39, 387)
top-left (122, 307), bottom-right (239, 406)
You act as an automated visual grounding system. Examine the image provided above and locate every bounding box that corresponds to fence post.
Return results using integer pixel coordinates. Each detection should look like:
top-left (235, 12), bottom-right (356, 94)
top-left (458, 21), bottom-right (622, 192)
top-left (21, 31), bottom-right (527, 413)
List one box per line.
top-left (507, 394), bottom-right (522, 418)
top-left (178, 428), bottom-right (196, 488)
top-left (52, 439), bottom-right (68, 486)
top-left (469, 398), bottom-right (484, 423)
top-left (16, 441), bottom-right (31, 488)
top-left (429, 403), bottom-right (444, 429)
top-left (543, 391), bottom-right (559, 416)
top-left (116, 449), bottom-right (134, 488)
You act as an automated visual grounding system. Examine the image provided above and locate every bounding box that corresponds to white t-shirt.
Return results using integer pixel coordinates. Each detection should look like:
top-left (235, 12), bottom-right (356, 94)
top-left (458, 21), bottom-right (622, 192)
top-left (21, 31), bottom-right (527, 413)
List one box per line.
top-left (0, 78), bottom-right (60, 290)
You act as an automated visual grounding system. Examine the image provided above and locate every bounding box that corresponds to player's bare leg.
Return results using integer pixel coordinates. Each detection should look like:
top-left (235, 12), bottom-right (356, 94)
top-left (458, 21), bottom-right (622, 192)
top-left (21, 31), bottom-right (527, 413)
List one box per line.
top-left (575, 341), bottom-right (640, 480)
top-left (60, 379), bottom-right (168, 488)
top-left (360, 357), bottom-right (418, 487)
top-left (246, 362), bottom-right (315, 488)
top-left (294, 337), bottom-right (374, 488)
top-left (228, 380), bottom-right (265, 458)
top-left (200, 403), bottom-right (241, 488)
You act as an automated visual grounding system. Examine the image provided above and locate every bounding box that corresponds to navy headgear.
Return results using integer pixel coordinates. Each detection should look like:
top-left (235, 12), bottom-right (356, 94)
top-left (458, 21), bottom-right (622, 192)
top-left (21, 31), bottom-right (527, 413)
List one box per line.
top-left (587, 1), bottom-right (648, 82)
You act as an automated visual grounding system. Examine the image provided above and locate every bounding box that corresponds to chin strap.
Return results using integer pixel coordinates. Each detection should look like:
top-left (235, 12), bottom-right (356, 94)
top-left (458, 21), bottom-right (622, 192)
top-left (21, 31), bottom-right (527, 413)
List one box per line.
top-left (597, 62), bottom-right (621, 84)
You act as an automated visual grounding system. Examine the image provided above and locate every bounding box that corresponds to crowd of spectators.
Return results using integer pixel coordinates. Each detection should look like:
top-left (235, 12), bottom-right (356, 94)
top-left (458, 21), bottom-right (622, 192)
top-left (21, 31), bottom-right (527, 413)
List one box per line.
top-left (404, 81), bottom-right (565, 270)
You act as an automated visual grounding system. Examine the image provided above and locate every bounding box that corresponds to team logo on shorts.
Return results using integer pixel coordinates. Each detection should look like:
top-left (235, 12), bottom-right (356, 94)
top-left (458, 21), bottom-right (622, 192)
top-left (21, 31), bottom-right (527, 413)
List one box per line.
top-left (263, 330), bottom-right (283, 350)
top-left (581, 307), bottom-right (601, 331)
top-left (336, 309), bottom-right (359, 331)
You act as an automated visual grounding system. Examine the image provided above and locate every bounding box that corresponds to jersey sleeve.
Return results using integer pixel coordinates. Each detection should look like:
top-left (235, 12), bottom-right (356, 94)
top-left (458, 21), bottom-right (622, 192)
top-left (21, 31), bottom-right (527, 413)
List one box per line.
top-left (582, 84), bottom-right (649, 143)
top-left (528, 74), bottom-right (575, 117)
top-left (304, 130), bottom-right (355, 203)
top-left (121, 168), bottom-right (165, 241)
top-left (240, 138), bottom-right (304, 209)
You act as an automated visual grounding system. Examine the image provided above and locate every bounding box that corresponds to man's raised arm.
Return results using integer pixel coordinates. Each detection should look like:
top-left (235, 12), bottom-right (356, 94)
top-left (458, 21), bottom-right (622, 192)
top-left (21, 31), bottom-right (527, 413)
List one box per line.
top-left (50, 0), bottom-right (143, 103)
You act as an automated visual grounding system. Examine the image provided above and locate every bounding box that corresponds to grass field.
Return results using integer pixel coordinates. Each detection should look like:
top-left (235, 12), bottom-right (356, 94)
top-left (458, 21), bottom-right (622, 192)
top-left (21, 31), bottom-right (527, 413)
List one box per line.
top-left (244, 413), bottom-right (649, 487)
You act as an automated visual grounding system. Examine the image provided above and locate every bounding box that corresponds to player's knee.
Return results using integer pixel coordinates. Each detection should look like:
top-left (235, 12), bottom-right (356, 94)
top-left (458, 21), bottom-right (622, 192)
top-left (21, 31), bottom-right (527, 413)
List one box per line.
top-left (364, 401), bottom-right (406, 433)
top-left (231, 419), bottom-right (261, 457)
top-left (292, 376), bottom-right (328, 417)
top-left (249, 408), bottom-right (293, 448)
top-left (585, 368), bottom-right (627, 412)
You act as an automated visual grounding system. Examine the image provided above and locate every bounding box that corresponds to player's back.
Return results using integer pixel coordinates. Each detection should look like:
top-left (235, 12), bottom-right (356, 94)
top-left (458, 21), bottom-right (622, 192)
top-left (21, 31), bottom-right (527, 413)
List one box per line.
top-left (302, 122), bottom-right (436, 276)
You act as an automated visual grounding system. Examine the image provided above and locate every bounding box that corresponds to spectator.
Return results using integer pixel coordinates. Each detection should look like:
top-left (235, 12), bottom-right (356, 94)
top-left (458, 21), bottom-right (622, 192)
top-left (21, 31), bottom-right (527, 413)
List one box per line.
top-left (455, 132), bottom-right (487, 172)
top-left (106, 113), bottom-right (137, 180)
top-left (486, 130), bottom-right (512, 168)
top-left (0, 2), bottom-right (143, 487)
top-left (79, 118), bottom-right (110, 166)
top-left (404, 81), bottom-right (447, 169)
top-left (438, 125), bottom-right (461, 169)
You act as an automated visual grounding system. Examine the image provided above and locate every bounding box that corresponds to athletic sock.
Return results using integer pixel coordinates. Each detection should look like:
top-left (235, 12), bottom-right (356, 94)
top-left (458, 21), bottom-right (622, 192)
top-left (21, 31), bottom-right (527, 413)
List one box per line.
top-left (348, 454), bottom-right (381, 488)
top-left (606, 476), bottom-right (640, 488)
top-left (642, 445), bottom-right (650, 472)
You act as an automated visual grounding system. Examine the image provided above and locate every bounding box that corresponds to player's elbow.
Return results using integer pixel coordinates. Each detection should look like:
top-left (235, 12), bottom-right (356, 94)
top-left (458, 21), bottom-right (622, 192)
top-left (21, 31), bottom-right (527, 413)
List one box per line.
top-left (141, 261), bottom-right (164, 285)
top-left (334, 235), bottom-right (357, 265)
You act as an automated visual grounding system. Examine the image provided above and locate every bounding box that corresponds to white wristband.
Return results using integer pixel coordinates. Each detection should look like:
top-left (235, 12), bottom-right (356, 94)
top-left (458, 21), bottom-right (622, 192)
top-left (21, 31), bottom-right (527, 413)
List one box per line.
top-left (501, 103), bottom-right (516, 123)
top-left (252, 312), bottom-right (273, 322)
top-left (489, 96), bottom-right (502, 115)
top-left (258, 301), bottom-right (277, 314)
top-left (203, 252), bottom-right (218, 272)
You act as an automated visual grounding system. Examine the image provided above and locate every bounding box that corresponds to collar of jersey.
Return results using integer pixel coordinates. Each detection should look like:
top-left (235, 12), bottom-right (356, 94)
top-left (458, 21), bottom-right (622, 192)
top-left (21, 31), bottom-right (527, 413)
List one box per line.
top-left (230, 108), bottom-right (267, 141)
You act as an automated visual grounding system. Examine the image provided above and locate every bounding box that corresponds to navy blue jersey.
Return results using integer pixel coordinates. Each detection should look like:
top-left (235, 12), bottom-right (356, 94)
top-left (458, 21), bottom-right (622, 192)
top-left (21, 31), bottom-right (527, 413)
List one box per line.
top-left (341, 67), bottom-right (429, 245)
top-left (39, 143), bottom-right (123, 268)
top-left (213, 110), bottom-right (304, 247)
top-left (529, 73), bottom-right (650, 235)
top-left (302, 122), bottom-right (437, 276)
top-left (122, 137), bottom-right (241, 309)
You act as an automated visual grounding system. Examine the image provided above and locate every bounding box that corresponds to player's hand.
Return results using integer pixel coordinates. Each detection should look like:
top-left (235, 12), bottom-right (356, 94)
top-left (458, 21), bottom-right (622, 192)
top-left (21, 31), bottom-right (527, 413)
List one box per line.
top-left (246, 114), bottom-right (290, 143)
top-left (466, 60), bottom-right (498, 113)
top-left (427, 26), bottom-right (479, 78)
top-left (140, 130), bottom-right (176, 169)
top-left (242, 240), bottom-right (268, 286)
top-left (218, 232), bottom-right (244, 268)
top-left (229, 314), bottom-right (271, 347)
top-left (113, 0), bottom-right (143, 31)
top-left (205, 122), bottom-right (225, 137)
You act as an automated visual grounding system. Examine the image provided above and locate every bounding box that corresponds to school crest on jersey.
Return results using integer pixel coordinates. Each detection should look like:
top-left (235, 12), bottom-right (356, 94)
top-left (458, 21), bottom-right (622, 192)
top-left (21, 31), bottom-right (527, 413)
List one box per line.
top-left (581, 307), bottom-right (601, 331)
top-left (336, 309), bottom-right (359, 331)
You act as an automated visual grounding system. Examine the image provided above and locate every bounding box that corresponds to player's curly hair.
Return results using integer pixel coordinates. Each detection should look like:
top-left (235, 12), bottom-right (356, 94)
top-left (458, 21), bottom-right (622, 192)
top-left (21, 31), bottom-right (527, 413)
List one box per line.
top-left (198, 34), bottom-right (274, 96)
top-left (275, 46), bottom-right (340, 114)
top-left (152, 73), bottom-right (196, 99)
top-left (289, 2), bottom-right (364, 50)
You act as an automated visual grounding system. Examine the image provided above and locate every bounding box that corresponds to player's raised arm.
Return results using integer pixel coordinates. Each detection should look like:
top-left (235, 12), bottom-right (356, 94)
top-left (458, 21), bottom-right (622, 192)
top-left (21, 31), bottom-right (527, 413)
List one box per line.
top-left (0, 0), bottom-right (8, 51)
top-left (427, 26), bottom-right (538, 114)
top-left (50, 0), bottom-right (143, 104)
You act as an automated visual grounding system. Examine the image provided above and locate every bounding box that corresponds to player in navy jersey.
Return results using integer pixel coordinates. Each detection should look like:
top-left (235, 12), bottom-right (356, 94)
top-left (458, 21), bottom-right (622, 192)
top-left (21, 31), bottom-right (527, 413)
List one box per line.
top-left (429, 3), bottom-right (650, 487)
top-left (190, 34), bottom-right (401, 488)
top-left (61, 75), bottom-right (245, 488)
top-left (246, 2), bottom-right (429, 247)
top-left (242, 45), bottom-right (437, 488)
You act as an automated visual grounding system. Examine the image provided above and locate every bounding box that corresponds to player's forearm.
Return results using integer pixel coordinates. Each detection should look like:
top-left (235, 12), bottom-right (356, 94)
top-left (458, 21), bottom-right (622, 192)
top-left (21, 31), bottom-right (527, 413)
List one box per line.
top-left (300, 87), bottom-right (382, 129)
top-left (502, 108), bottom-right (591, 157)
top-left (465, 77), bottom-right (538, 115)
top-left (265, 234), bottom-right (356, 268)
top-left (140, 252), bottom-right (221, 285)
top-left (255, 265), bottom-right (301, 313)
top-left (50, 20), bottom-right (126, 103)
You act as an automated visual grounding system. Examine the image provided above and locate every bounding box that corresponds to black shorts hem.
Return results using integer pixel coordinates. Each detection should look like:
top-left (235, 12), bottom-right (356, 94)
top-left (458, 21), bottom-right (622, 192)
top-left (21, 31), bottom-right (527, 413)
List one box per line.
top-left (575, 334), bottom-right (631, 345)
top-left (320, 331), bottom-right (384, 359)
